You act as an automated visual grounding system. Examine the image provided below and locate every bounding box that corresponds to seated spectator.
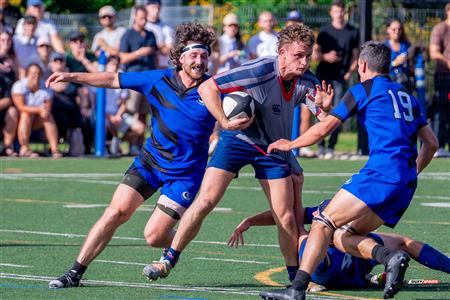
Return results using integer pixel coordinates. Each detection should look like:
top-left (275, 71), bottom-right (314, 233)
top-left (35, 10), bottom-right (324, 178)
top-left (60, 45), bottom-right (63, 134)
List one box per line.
top-left (30, 36), bottom-right (52, 79)
top-left (0, 30), bottom-right (17, 86)
top-left (104, 56), bottom-right (145, 155)
top-left (66, 31), bottom-right (97, 73)
top-left (246, 11), bottom-right (278, 59)
top-left (0, 75), bottom-right (18, 156)
top-left (14, 0), bottom-right (64, 53)
top-left (13, 15), bottom-right (38, 78)
top-left (11, 63), bottom-right (61, 158)
top-left (217, 13), bottom-right (246, 74)
top-left (49, 52), bottom-right (85, 156)
top-left (384, 18), bottom-right (413, 91)
top-left (91, 5), bottom-right (126, 57)
top-left (0, 0), bottom-right (21, 31)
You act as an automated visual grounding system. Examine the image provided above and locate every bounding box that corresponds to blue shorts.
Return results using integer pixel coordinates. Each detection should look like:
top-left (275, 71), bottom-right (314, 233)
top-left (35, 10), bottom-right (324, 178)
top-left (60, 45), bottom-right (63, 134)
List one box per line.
top-left (129, 155), bottom-right (204, 210)
top-left (342, 169), bottom-right (416, 228)
top-left (208, 134), bottom-right (293, 180)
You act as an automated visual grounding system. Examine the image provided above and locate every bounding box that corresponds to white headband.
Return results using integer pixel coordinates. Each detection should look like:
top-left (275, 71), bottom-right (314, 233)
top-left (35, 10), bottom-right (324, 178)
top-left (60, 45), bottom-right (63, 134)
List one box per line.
top-left (181, 43), bottom-right (211, 57)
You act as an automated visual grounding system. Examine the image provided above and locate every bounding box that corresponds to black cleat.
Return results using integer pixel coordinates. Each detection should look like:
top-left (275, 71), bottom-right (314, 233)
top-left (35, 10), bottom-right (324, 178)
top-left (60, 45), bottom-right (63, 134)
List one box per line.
top-left (383, 250), bottom-right (410, 299)
top-left (260, 287), bottom-right (305, 300)
top-left (48, 270), bottom-right (82, 288)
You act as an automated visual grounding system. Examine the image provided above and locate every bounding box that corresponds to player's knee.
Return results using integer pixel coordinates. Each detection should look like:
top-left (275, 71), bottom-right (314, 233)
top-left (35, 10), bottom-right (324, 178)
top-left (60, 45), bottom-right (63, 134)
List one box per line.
top-left (312, 210), bottom-right (337, 233)
top-left (194, 195), bottom-right (217, 216)
top-left (144, 231), bottom-right (166, 247)
top-left (103, 206), bottom-right (132, 225)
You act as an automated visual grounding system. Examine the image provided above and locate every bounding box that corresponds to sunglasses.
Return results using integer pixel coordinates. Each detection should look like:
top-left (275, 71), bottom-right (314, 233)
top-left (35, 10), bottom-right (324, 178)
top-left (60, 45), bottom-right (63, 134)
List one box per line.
top-left (39, 44), bottom-right (51, 48)
top-left (100, 15), bottom-right (113, 19)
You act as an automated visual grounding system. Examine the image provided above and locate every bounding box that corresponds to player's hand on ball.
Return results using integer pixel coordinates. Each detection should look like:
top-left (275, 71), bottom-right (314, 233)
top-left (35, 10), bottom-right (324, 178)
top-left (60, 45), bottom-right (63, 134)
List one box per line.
top-left (308, 80), bottom-right (334, 112)
top-left (228, 219), bottom-right (251, 248)
top-left (267, 139), bottom-right (292, 153)
top-left (222, 115), bottom-right (254, 131)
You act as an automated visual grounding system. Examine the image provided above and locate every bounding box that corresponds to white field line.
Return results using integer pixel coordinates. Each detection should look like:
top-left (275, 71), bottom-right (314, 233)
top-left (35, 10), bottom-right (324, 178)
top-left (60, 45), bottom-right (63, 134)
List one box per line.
top-left (0, 272), bottom-right (350, 299)
top-left (420, 203), bottom-right (450, 208)
top-left (193, 257), bottom-right (268, 264)
top-left (0, 229), bottom-right (279, 248)
top-left (0, 263), bottom-right (31, 268)
top-left (95, 259), bottom-right (146, 266)
top-left (63, 204), bottom-right (232, 213)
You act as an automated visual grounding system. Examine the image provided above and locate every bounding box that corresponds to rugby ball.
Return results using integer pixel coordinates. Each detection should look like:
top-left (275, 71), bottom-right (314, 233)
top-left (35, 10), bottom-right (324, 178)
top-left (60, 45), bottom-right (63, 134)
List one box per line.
top-left (222, 91), bottom-right (255, 121)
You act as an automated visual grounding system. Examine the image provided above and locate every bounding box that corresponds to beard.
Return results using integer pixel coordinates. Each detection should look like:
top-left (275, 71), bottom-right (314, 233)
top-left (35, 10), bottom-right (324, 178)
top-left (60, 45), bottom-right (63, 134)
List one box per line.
top-left (183, 62), bottom-right (206, 80)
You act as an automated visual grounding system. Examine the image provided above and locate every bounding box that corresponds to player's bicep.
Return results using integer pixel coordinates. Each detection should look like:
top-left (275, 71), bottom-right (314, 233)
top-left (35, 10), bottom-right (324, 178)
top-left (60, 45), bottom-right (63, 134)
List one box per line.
top-left (330, 90), bottom-right (357, 122)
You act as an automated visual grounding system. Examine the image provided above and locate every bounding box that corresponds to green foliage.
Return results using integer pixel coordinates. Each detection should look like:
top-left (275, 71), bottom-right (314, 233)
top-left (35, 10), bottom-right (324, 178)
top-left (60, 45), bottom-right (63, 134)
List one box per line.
top-left (36, 0), bottom-right (134, 14)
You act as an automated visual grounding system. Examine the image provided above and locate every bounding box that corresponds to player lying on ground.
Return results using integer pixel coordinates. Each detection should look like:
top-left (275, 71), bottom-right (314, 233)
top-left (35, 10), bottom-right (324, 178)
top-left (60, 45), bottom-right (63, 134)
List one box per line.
top-left (261, 41), bottom-right (438, 299)
top-left (45, 22), bottom-right (252, 289)
top-left (229, 200), bottom-right (450, 291)
top-left (143, 23), bottom-right (333, 283)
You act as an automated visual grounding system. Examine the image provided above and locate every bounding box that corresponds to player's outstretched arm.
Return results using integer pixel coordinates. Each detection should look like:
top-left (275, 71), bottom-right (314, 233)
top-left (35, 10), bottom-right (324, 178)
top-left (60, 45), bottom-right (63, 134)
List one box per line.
top-left (416, 125), bottom-right (438, 174)
top-left (46, 72), bottom-right (120, 89)
top-left (228, 210), bottom-right (275, 247)
top-left (267, 115), bottom-right (341, 153)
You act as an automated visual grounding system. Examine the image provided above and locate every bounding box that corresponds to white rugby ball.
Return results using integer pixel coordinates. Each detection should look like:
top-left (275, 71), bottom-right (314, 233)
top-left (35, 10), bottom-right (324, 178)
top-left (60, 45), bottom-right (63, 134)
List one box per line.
top-left (222, 91), bottom-right (255, 121)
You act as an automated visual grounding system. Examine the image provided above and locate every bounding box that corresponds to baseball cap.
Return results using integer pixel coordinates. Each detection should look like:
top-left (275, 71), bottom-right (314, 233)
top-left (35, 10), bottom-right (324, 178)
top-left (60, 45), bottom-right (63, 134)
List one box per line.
top-left (37, 36), bottom-right (51, 46)
top-left (223, 13), bottom-right (239, 26)
top-left (98, 5), bottom-right (116, 17)
top-left (50, 52), bottom-right (66, 61)
top-left (286, 10), bottom-right (303, 22)
top-left (27, 0), bottom-right (43, 7)
top-left (69, 31), bottom-right (85, 41)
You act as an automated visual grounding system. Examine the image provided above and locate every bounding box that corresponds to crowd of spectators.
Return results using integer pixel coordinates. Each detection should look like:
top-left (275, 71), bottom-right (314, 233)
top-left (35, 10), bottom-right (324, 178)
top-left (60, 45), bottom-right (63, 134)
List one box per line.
top-left (0, 0), bottom-right (449, 158)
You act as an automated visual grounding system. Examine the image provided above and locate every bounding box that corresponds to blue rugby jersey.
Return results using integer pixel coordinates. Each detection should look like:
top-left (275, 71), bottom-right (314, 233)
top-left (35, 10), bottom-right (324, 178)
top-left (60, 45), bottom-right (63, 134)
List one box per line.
top-left (331, 75), bottom-right (427, 184)
top-left (119, 69), bottom-right (216, 174)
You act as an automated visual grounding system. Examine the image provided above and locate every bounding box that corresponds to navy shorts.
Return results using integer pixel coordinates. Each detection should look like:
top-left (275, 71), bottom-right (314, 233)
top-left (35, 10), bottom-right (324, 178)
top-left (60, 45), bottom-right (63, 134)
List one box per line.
top-left (208, 134), bottom-right (293, 180)
top-left (342, 169), bottom-right (416, 228)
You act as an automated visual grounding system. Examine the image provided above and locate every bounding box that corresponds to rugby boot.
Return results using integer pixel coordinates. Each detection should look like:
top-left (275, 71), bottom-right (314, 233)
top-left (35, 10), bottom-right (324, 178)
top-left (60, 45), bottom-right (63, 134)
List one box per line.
top-left (142, 259), bottom-right (172, 281)
top-left (383, 250), bottom-right (410, 299)
top-left (260, 287), bottom-right (305, 300)
top-left (48, 270), bottom-right (82, 288)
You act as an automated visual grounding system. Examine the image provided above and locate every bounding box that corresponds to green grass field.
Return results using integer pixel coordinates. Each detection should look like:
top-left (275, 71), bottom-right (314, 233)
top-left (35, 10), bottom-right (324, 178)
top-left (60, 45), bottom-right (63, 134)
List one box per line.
top-left (1, 158), bottom-right (449, 299)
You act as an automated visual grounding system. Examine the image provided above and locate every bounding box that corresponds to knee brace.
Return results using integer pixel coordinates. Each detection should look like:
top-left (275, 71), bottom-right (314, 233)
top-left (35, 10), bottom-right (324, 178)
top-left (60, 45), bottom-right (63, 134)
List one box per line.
top-left (341, 223), bottom-right (359, 234)
top-left (312, 210), bottom-right (337, 233)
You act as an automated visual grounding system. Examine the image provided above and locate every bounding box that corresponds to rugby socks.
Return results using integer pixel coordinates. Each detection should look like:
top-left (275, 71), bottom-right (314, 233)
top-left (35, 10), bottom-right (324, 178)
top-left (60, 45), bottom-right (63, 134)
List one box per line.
top-left (371, 244), bottom-right (395, 265)
top-left (164, 247), bottom-right (181, 267)
top-left (286, 265), bottom-right (299, 282)
top-left (71, 261), bottom-right (87, 276)
top-left (290, 270), bottom-right (311, 290)
top-left (418, 244), bottom-right (450, 273)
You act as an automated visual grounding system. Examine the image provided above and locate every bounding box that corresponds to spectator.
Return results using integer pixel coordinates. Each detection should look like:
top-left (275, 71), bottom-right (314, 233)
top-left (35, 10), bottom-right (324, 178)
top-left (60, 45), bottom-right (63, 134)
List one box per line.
top-left (285, 10), bottom-right (303, 27)
top-left (104, 56), bottom-right (145, 155)
top-left (0, 74), bottom-right (18, 156)
top-left (206, 25), bottom-right (220, 76)
top-left (384, 19), bottom-right (413, 91)
top-left (429, 3), bottom-right (450, 157)
top-left (217, 13), bottom-right (246, 74)
top-left (247, 11), bottom-right (278, 59)
top-left (0, 0), bottom-right (21, 31)
top-left (30, 36), bottom-right (52, 79)
top-left (49, 52), bottom-right (85, 156)
top-left (0, 7), bottom-right (13, 34)
top-left (14, 0), bottom-right (64, 53)
top-left (0, 30), bottom-right (16, 86)
top-left (13, 15), bottom-right (38, 78)
top-left (11, 63), bottom-right (61, 158)
top-left (144, 0), bottom-right (174, 69)
top-left (91, 5), bottom-right (126, 58)
top-left (314, 0), bottom-right (359, 159)
top-left (66, 31), bottom-right (97, 73)
top-left (119, 5), bottom-right (157, 153)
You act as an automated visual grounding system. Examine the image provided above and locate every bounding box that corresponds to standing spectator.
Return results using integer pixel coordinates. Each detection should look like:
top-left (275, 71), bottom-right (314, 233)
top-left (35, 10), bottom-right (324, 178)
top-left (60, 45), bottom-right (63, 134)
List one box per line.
top-left (314, 0), bottom-right (359, 159)
top-left (384, 19), bottom-right (413, 91)
top-left (429, 3), bottom-right (450, 157)
top-left (246, 11), bottom-right (278, 59)
top-left (285, 10), bottom-right (303, 27)
top-left (217, 13), bottom-right (245, 74)
top-left (49, 52), bottom-right (85, 156)
top-left (206, 25), bottom-right (220, 76)
top-left (91, 5), bottom-right (126, 58)
top-left (66, 31), bottom-right (97, 73)
top-left (30, 36), bottom-right (52, 79)
top-left (0, 7), bottom-right (13, 34)
top-left (0, 30), bottom-right (16, 86)
top-left (144, 0), bottom-right (174, 69)
top-left (13, 15), bottom-right (38, 78)
top-left (0, 0), bottom-right (21, 31)
top-left (11, 63), bottom-right (61, 158)
top-left (14, 0), bottom-right (64, 53)
top-left (0, 74), bottom-right (18, 156)
top-left (119, 6), bottom-right (157, 153)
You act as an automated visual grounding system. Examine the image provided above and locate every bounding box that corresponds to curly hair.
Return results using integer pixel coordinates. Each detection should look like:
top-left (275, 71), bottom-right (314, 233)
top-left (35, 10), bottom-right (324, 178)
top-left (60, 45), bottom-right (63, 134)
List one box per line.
top-left (277, 24), bottom-right (315, 52)
top-left (169, 21), bottom-right (216, 68)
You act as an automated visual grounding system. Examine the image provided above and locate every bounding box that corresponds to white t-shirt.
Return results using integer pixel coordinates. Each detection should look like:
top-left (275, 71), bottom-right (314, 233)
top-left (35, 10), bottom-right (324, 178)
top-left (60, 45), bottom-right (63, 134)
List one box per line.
top-left (13, 35), bottom-right (38, 68)
top-left (15, 18), bottom-right (57, 41)
top-left (12, 78), bottom-right (53, 107)
top-left (91, 26), bottom-right (126, 54)
top-left (217, 34), bottom-right (245, 74)
top-left (105, 88), bottom-right (128, 115)
top-left (246, 31), bottom-right (278, 58)
top-left (145, 21), bottom-right (174, 68)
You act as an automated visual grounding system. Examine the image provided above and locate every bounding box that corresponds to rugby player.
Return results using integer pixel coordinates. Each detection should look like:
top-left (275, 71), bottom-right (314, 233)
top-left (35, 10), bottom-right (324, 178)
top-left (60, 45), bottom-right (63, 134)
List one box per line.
top-left (261, 41), bottom-right (438, 299)
top-left (143, 24), bottom-right (333, 282)
top-left (229, 200), bottom-right (450, 290)
top-left (45, 22), bottom-right (249, 288)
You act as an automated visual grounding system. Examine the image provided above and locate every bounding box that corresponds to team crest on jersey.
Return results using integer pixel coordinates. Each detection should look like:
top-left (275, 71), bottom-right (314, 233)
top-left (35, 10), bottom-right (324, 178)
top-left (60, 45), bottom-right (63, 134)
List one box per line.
top-left (182, 191), bottom-right (192, 201)
top-left (272, 104), bottom-right (281, 115)
top-left (196, 98), bottom-right (205, 106)
top-left (341, 254), bottom-right (352, 270)
top-left (344, 178), bottom-right (352, 185)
